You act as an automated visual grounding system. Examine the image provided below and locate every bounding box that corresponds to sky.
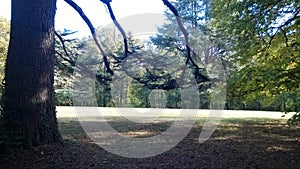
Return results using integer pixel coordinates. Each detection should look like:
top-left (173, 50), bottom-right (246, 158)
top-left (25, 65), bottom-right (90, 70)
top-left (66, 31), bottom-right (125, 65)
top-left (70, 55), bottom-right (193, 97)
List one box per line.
top-left (0, 0), bottom-right (166, 37)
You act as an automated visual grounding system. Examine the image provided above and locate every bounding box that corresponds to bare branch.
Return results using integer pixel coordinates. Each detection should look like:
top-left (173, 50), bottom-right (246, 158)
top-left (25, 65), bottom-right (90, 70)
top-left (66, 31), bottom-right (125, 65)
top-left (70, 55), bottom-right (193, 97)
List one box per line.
top-left (55, 50), bottom-right (75, 67)
top-left (55, 31), bottom-right (75, 66)
top-left (161, 0), bottom-right (204, 69)
top-left (64, 0), bottom-right (114, 75)
top-left (266, 8), bottom-right (299, 48)
top-left (162, 0), bottom-right (209, 82)
top-left (280, 28), bottom-right (289, 47)
top-left (100, 0), bottom-right (131, 59)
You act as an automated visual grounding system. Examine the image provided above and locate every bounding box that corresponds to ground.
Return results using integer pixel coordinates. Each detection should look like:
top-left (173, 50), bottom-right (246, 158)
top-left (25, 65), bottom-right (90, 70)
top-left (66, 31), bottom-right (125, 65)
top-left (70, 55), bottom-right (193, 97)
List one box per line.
top-left (0, 117), bottom-right (299, 169)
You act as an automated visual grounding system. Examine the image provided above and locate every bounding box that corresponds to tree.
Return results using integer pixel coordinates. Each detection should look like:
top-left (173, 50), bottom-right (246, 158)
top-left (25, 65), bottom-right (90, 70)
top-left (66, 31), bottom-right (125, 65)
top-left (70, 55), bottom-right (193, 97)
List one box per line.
top-left (211, 0), bottom-right (300, 124)
top-left (57, 0), bottom-right (215, 109)
top-left (151, 0), bottom-right (224, 109)
top-left (0, 17), bottom-right (10, 83)
top-left (0, 17), bottom-right (10, 111)
top-left (54, 30), bottom-right (83, 106)
top-left (0, 0), bottom-right (226, 150)
top-left (1, 0), bottom-right (61, 147)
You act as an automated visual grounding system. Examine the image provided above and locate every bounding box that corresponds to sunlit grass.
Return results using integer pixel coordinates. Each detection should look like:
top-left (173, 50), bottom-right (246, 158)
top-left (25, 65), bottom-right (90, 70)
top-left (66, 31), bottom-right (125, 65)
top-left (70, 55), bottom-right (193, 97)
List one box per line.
top-left (58, 117), bottom-right (299, 141)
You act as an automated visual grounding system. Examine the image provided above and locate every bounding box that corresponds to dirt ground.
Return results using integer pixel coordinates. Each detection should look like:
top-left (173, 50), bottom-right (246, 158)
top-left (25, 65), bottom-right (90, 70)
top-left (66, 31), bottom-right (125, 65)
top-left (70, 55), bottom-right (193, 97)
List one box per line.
top-left (0, 118), bottom-right (299, 169)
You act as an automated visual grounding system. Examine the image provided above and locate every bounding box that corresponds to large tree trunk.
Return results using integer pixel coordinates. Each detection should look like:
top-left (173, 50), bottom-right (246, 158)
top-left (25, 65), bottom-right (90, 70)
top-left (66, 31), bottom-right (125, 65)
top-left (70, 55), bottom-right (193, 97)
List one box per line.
top-left (2, 0), bottom-right (61, 146)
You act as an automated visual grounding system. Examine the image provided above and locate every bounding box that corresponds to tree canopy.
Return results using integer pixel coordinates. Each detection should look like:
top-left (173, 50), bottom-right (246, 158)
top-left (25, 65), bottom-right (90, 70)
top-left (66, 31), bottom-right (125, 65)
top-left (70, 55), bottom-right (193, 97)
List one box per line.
top-left (211, 0), bottom-right (300, 124)
top-left (54, 0), bottom-right (299, 123)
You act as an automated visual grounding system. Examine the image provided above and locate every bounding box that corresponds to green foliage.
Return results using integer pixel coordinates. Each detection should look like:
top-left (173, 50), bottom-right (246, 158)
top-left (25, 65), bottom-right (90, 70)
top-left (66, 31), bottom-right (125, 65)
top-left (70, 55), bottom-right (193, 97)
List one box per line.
top-left (166, 88), bottom-right (181, 108)
top-left (79, 27), bottom-right (131, 107)
top-left (128, 80), bottom-right (150, 108)
top-left (54, 30), bottom-right (82, 106)
top-left (54, 27), bottom-right (143, 107)
top-left (55, 89), bottom-right (73, 106)
top-left (53, 0), bottom-right (299, 123)
top-left (211, 0), bottom-right (300, 123)
top-left (95, 81), bottom-right (113, 107)
top-left (151, 0), bottom-right (226, 109)
top-left (0, 17), bottom-right (10, 80)
top-left (0, 17), bottom-right (10, 112)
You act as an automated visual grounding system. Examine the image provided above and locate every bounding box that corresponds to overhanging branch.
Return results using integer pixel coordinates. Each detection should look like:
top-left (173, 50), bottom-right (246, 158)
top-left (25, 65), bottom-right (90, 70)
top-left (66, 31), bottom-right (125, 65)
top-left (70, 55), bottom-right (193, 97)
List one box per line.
top-left (162, 0), bottom-right (209, 83)
top-left (100, 0), bottom-right (132, 60)
top-left (162, 0), bottom-right (194, 66)
top-left (64, 0), bottom-right (114, 75)
top-left (54, 31), bottom-right (75, 66)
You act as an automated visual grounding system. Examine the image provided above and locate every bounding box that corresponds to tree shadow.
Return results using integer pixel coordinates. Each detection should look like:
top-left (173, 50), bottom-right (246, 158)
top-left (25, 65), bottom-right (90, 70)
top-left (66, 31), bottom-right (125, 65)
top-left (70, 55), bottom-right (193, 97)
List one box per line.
top-left (0, 117), bottom-right (299, 169)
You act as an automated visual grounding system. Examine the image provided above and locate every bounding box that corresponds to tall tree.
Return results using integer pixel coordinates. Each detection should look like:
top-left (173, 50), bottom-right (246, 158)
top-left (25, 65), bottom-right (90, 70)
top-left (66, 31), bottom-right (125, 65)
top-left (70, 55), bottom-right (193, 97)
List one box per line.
top-left (2, 0), bottom-right (61, 146)
top-left (151, 0), bottom-right (223, 108)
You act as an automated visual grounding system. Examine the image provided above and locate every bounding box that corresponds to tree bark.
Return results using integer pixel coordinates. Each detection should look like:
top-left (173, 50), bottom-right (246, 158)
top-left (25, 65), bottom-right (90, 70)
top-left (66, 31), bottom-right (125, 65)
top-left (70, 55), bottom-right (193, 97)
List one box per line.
top-left (2, 0), bottom-right (61, 146)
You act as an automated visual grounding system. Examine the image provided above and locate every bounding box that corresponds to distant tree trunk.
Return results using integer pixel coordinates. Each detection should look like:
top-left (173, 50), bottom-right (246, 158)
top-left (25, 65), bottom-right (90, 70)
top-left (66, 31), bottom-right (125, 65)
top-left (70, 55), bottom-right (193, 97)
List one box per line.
top-left (2, 0), bottom-right (61, 146)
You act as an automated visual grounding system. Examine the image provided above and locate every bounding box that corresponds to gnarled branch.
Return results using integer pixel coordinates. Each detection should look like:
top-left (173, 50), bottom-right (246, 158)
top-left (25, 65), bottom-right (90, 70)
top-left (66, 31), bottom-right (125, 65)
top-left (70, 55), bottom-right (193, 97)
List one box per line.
top-left (162, 0), bottom-right (209, 83)
top-left (64, 0), bottom-right (114, 75)
top-left (54, 31), bottom-right (75, 66)
top-left (100, 0), bottom-right (132, 60)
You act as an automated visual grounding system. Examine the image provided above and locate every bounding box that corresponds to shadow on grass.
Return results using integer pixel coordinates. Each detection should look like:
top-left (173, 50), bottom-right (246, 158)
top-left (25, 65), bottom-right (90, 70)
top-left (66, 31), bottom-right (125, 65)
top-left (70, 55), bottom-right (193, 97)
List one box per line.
top-left (0, 117), bottom-right (299, 169)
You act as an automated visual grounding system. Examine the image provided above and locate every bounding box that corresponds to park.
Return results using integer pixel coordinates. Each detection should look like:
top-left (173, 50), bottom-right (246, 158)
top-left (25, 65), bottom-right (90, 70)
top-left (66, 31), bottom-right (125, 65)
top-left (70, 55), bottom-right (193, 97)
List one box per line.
top-left (0, 0), bottom-right (299, 168)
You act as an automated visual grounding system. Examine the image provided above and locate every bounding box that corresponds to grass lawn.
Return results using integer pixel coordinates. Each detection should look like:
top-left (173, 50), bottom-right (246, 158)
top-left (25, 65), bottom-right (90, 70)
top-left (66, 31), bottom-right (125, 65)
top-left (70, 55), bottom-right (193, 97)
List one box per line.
top-left (1, 117), bottom-right (299, 169)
